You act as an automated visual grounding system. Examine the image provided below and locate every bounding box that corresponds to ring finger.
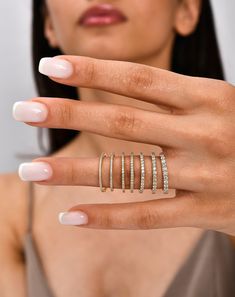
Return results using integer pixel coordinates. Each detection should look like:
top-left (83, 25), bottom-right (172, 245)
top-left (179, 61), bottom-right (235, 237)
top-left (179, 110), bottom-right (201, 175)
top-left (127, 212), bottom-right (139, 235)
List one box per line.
top-left (19, 153), bottom-right (204, 193)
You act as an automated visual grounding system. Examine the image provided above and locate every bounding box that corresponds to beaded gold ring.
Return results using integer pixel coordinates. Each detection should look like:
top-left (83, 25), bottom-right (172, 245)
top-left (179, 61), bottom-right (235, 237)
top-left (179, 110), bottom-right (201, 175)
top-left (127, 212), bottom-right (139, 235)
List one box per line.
top-left (121, 152), bottom-right (125, 193)
top-left (130, 152), bottom-right (135, 193)
top-left (159, 152), bottom-right (169, 194)
top-left (151, 152), bottom-right (157, 194)
top-left (139, 152), bottom-right (145, 193)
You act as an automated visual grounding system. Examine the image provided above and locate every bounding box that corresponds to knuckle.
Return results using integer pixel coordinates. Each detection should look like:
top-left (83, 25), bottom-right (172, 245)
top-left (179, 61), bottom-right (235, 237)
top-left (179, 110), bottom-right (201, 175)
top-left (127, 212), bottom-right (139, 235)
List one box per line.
top-left (212, 134), bottom-right (233, 158)
top-left (208, 81), bottom-right (235, 111)
top-left (68, 162), bottom-right (77, 185)
top-left (110, 107), bottom-right (142, 137)
top-left (197, 120), bottom-right (234, 158)
top-left (217, 167), bottom-right (234, 194)
top-left (127, 66), bottom-right (154, 93)
top-left (79, 58), bottom-right (96, 85)
top-left (196, 166), bottom-right (214, 192)
top-left (97, 213), bottom-right (116, 228)
top-left (56, 101), bottom-right (73, 126)
top-left (135, 207), bottom-right (159, 229)
top-left (195, 162), bottom-right (233, 193)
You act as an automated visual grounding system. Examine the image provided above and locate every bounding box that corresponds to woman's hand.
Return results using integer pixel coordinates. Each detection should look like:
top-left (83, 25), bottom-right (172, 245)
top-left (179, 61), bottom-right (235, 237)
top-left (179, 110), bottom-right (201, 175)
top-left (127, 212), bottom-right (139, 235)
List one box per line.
top-left (13, 55), bottom-right (235, 235)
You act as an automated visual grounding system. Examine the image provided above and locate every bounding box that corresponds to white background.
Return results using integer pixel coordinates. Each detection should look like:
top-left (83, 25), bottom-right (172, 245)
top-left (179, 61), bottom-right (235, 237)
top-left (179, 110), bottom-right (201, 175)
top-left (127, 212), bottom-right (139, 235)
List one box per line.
top-left (0, 0), bottom-right (234, 173)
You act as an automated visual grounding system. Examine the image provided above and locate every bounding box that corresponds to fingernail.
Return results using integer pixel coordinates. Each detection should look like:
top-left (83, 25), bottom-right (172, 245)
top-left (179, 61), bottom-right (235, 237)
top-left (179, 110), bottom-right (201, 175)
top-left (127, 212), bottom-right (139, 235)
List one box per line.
top-left (18, 162), bottom-right (53, 181)
top-left (39, 57), bottom-right (73, 78)
top-left (12, 101), bottom-right (48, 122)
top-left (58, 211), bottom-right (88, 225)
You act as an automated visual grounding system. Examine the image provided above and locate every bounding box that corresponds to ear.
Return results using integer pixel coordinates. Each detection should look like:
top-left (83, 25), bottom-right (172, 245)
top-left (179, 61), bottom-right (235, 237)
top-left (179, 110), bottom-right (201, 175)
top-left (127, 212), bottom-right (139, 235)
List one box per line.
top-left (43, 5), bottom-right (59, 48)
top-left (174, 0), bottom-right (202, 36)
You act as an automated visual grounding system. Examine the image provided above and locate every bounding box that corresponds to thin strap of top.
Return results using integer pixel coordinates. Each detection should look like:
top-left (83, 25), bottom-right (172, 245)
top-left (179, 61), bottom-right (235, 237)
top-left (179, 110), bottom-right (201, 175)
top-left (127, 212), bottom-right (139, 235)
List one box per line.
top-left (27, 181), bottom-right (34, 234)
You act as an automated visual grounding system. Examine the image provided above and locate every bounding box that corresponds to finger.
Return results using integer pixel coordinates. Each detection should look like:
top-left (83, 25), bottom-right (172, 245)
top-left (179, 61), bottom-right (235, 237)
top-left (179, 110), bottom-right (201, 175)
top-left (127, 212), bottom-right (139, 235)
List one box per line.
top-left (61, 191), bottom-right (231, 231)
top-left (21, 98), bottom-right (188, 149)
top-left (58, 193), bottom-right (198, 229)
top-left (19, 154), bottom-right (200, 193)
top-left (38, 55), bottom-right (209, 110)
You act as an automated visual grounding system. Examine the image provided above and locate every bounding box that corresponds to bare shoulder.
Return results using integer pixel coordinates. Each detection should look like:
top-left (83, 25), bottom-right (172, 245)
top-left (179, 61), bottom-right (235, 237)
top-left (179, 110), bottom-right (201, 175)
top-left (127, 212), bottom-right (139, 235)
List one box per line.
top-left (0, 172), bottom-right (28, 296)
top-left (0, 172), bottom-right (29, 248)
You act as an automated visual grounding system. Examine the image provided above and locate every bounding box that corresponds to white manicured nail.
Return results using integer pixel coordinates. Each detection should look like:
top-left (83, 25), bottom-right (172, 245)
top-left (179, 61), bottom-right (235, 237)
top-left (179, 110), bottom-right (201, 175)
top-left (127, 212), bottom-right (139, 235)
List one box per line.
top-left (18, 162), bottom-right (53, 181)
top-left (12, 101), bottom-right (48, 122)
top-left (39, 57), bottom-right (73, 78)
top-left (58, 211), bottom-right (88, 225)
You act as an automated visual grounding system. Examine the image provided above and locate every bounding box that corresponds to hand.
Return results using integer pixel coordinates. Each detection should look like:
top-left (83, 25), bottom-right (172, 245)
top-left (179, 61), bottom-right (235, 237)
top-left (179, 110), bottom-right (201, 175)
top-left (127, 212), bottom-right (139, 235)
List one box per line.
top-left (13, 55), bottom-right (235, 235)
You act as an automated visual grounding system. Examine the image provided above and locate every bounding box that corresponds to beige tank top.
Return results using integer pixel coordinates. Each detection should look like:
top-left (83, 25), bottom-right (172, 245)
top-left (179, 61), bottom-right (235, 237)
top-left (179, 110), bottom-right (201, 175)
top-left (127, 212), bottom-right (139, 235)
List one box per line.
top-left (23, 181), bottom-right (235, 297)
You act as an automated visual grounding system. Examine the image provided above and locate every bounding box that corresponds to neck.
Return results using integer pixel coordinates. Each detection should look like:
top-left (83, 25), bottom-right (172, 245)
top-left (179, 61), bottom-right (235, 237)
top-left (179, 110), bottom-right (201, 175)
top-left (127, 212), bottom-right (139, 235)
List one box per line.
top-left (58, 45), bottom-right (172, 158)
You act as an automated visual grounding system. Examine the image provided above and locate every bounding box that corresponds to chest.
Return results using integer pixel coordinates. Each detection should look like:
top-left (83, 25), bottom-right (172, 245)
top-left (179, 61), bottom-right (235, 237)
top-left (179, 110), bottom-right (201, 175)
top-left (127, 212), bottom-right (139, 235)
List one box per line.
top-left (34, 222), bottom-right (203, 297)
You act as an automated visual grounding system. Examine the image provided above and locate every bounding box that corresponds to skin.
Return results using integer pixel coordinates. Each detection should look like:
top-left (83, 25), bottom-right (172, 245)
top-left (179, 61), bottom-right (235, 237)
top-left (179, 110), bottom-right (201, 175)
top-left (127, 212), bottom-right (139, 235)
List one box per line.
top-left (45, 0), bottom-right (180, 65)
top-left (1, 0), bottom-right (235, 296)
top-left (29, 57), bottom-right (235, 234)
top-left (31, 0), bottom-right (235, 235)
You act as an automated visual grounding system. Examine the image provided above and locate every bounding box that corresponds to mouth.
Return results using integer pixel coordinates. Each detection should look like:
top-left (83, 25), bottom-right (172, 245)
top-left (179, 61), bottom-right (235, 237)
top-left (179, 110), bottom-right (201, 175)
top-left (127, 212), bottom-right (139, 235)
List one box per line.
top-left (78, 3), bottom-right (128, 27)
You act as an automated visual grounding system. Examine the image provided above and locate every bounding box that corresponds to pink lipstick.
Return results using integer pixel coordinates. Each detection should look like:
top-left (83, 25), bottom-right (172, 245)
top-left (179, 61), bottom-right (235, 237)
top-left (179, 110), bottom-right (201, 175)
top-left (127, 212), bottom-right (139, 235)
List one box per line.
top-left (78, 3), bottom-right (127, 27)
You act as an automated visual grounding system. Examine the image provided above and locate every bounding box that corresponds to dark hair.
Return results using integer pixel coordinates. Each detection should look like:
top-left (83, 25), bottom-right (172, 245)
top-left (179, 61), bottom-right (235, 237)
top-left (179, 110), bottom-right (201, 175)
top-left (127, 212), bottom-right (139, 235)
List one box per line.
top-left (32, 0), bottom-right (224, 155)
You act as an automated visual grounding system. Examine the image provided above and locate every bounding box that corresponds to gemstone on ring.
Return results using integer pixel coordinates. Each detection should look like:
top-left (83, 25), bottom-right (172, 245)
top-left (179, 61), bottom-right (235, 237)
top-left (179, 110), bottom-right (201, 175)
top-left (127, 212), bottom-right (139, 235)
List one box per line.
top-left (159, 152), bottom-right (169, 194)
top-left (130, 152), bottom-right (135, 193)
top-left (121, 152), bottom-right (125, 193)
top-left (151, 152), bottom-right (157, 194)
top-left (139, 152), bottom-right (145, 193)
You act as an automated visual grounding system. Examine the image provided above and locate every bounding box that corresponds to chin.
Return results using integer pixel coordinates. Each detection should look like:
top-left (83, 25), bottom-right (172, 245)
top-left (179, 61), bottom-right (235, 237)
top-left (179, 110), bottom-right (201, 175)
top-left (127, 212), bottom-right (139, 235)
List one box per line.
top-left (63, 36), bottom-right (135, 60)
top-left (70, 47), bottom-right (134, 61)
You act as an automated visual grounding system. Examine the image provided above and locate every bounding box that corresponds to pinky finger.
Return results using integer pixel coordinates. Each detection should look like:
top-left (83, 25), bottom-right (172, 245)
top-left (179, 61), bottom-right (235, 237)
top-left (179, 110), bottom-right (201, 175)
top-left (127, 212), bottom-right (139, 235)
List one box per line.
top-left (58, 192), bottom-right (198, 230)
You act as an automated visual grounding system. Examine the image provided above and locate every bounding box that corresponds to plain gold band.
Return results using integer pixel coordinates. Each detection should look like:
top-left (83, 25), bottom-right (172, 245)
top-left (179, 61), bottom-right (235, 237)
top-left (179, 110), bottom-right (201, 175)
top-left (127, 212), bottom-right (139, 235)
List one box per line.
top-left (99, 152), bottom-right (107, 192)
top-left (110, 153), bottom-right (115, 191)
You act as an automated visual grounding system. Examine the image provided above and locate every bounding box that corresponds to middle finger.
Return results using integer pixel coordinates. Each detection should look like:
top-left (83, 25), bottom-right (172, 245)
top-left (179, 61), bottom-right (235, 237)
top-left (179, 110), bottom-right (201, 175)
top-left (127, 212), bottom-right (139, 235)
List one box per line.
top-left (13, 98), bottom-right (188, 149)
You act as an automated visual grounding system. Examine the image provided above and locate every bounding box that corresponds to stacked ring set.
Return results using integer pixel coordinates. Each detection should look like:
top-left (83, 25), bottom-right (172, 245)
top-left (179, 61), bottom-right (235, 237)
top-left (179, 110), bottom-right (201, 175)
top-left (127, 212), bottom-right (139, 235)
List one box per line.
top-left (99, 152), bottom-right (169, 194)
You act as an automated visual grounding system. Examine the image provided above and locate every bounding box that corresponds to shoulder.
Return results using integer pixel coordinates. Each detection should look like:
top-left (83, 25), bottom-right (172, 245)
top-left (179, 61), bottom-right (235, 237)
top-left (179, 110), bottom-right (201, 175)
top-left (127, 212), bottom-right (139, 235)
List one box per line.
top-left (0, 172), bottom-right (29, 248)
top-left (0, 172), bottom-right (28, 295)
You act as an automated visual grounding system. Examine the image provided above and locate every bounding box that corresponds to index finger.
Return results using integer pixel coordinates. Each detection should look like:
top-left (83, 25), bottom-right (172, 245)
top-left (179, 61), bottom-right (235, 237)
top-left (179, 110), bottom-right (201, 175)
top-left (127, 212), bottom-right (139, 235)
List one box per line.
top-left (38, 55), bottom-right (205, 110)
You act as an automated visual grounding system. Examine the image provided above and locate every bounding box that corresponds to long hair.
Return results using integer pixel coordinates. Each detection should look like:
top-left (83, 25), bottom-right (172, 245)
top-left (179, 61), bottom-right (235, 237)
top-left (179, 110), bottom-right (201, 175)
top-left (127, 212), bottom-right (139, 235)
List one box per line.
top-left (32, 0), bottom-right (224, 155)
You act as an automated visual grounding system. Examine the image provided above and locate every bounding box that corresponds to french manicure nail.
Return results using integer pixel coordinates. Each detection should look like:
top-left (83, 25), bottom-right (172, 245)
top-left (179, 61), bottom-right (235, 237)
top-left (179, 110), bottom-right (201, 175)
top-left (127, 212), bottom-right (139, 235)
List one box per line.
top-left (39, 57), bottom-right (73, 78)
top-left (12, 101), bottom-right (48, 122)
top-left (18, 162), bottom-right (53, 181)
top-left (58, 211), bottom-right (88, 225)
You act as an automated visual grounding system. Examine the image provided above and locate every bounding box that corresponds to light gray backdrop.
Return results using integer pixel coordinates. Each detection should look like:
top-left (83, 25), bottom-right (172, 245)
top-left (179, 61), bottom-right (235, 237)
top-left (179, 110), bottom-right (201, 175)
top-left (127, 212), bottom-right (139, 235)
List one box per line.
top-left (0, 0), bottom-right (234, 173)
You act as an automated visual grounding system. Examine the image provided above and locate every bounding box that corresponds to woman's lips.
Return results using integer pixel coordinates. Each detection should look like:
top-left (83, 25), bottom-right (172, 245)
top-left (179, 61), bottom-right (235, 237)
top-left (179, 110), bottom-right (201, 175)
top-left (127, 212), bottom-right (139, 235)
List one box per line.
top-left (78, 4), bottom-right (127, 27)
